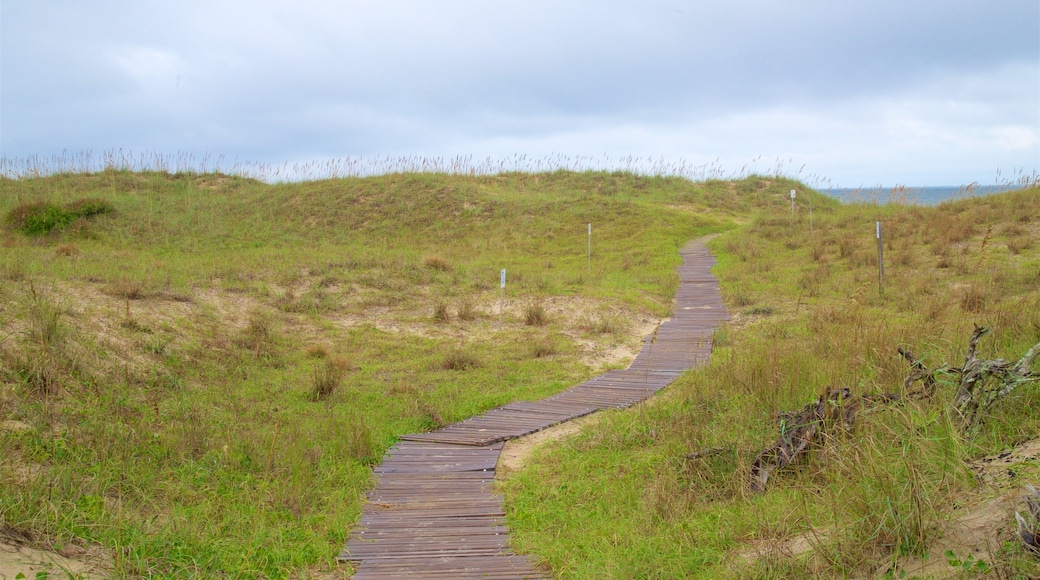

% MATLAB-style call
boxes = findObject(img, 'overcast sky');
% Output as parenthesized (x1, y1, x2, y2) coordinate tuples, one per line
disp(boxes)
(2, 1, 1038, 186)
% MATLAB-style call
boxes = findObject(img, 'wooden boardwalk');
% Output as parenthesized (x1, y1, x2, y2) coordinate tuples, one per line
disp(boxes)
(339, 239, 729, 578)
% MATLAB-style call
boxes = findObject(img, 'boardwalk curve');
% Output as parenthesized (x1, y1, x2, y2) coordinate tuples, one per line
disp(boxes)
(339, 238, 729, 578)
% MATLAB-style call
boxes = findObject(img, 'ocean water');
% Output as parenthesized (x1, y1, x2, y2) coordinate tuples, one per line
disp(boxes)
(820, 185, 1026, 205)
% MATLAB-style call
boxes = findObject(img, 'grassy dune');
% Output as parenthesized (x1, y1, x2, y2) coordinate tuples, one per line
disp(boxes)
(505, 186, 1040, 578)
(0, 170, 807, 578)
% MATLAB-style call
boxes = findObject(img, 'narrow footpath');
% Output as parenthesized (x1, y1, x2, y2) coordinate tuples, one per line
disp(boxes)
(338, 238, 730, 579)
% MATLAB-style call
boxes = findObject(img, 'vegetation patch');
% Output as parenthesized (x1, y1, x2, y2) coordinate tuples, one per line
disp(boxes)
(5, 197, 113, 235)
(504, 185, 1040, 579)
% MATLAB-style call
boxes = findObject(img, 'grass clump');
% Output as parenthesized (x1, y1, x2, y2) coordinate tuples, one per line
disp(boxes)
(311, 356, 351, 401)
(524, 302, 548, 326)
(432, 300, 451, 323)
(578, 313, 627, 337)
(456, 298, 478, 321)
(441, 346, 481, 370)
(422, 255, 451, 271)
(5, 197, 113, 235)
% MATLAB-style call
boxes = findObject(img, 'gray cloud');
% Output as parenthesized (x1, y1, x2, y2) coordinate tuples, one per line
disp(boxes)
(2, 0, 1037, 184)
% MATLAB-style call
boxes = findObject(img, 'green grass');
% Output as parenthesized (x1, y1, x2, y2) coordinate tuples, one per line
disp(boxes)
(504, 186, 1040, 578)
(0, 169, 812, 577)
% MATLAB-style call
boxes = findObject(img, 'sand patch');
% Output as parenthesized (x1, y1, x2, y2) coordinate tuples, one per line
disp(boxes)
(497, 414, 601, 476)
(0, 530, 109, 580)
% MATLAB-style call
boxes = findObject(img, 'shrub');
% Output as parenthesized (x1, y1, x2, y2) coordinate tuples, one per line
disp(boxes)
(6, 203, 74, 235)
(64, 197, 114, 217)
(5, 198, 114, 236)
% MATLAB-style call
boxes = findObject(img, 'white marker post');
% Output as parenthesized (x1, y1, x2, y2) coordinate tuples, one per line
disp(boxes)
(499, 268, 506, 330)
(587, 223, 592, 274)
(790, 189, 796, 215)
(876, 222, 884, 298)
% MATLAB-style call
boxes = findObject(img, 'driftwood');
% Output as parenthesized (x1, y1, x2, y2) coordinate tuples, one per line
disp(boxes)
(746, 326, 1040, 493)
(748, 387, 857, 493)
(1017, 484, 1040, 556)
(950, 325, 1040, 431)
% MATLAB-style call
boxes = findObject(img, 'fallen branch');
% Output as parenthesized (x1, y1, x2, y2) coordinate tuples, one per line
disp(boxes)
(1016, 484, 1040, 556)
(951, 325, 1040, 432)
(748, 387, 856, 493)
(745, 327, 1039, 492)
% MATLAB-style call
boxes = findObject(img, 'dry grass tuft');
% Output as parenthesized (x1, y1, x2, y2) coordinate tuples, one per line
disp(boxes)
(432, 300, 451, 323)
(107, 278, 148, 300)
(1007, 235, 1033, 255)
(422, 255, 451, 271)
(311, 356, 351, 401)
(837, 233, 859, 259)
(959, 285, 986, 314)
(305, 343, 329, 359)
(441, 347, 481, 370)
(236, 311, 277, 358)
(54, 244, 79, 257)
(578, 314, 627, 337)
(456, 298, 477, 321)
(529, 337, 561, 358)
(524, 302, 548, 326)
